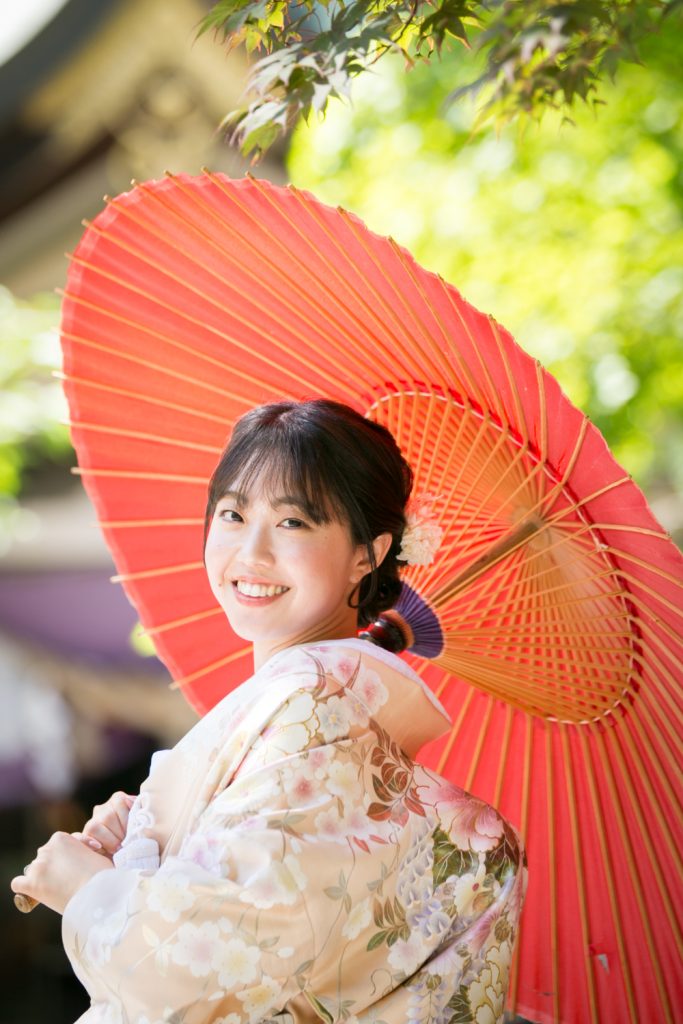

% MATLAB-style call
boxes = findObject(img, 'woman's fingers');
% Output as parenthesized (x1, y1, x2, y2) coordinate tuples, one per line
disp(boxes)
(81, 791, 136, 855)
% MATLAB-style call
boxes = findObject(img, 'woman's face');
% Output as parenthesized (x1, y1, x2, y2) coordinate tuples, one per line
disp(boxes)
(204, 474, 373, 666)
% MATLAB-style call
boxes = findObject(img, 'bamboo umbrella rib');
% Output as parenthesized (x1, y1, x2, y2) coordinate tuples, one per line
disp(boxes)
(627, 650, 683, 730)
(66, 250, 357, 400)
(559, 723, 600, 1024)
(492, 702, 514, 810)
(72, 468, 209, 485)
(269, 181, 448, 387)
(608, 718, 683, 945)
(463, 694, 495, 791)
(206, 172, 421, 374)
(110, 562, 204, 583)
(438, 284, 506, 423)
(590, 722, 675, 1022)
(59, 371, 236, 425)
(59, 289, 313, 400)
(368, 231, 476, 390)
(63, 420, 223, 455)
(59, 330, 261, 400)
(633, 693, 683, 814)
(506, 713, 532, 1013)
(623, 594, 683, 660)
(435, 653, 615, 720)
(169, 645, 253, 690)
(413, 393, 452, 495)
(107, 183, 412, 391)
(440, 622, 633, 641)
(434, 689, 476, 770)
(546, 722, 560, 1022)
(490, 318, 531, 452)
(534, 361, 549, 507)
(203, 173, 421, 386)
(577, 726, 640, 1022)
(99, 518, 203, 529)
(140, 607, 223, 636)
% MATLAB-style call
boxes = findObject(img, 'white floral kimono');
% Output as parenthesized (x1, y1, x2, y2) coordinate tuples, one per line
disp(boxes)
(62, 638, 527, 1024)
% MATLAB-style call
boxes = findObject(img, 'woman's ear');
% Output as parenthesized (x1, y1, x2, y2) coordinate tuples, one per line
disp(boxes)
(353, 532, 393, 580)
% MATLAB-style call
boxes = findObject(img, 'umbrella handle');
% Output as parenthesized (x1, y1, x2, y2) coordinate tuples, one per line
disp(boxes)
(14, 893, 38, 913)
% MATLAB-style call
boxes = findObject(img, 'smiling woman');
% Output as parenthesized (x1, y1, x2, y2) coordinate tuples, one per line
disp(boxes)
(202, 400, 410, 670)
(13, 396, 526, 1024)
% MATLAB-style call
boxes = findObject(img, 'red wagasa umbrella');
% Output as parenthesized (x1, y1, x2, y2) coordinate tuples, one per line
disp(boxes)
(54, 172, 682, 1024)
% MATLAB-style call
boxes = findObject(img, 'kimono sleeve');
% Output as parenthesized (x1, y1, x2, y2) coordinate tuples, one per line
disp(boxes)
(61, 700, 326, 1023)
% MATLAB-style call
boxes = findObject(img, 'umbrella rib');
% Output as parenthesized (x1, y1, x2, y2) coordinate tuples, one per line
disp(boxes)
(559, 723, 600, 1024)
(492, 701, 514, 809)
(207, 172, 422, 384)
(534, 361, 549, 507)
(64, 420, 222, 455)
(434, 688, 476, 772)
(109, 179, 409, 388)
(463, 695, 495, 791)
(58, 371, 236, 426)
(140, 607, 224, 636)
(591, 723, 677, 1022)
(100, 518, 202, 529)
(635, 693, 683, 814)
(546, 722, 560, 1023)
(110, 562, 204, 583)
(60, 330, 264, 399)
(73, 468, 209, 485)
(169, 646, 253, 690)
(490, 318, 530, 450)
(506, 713, 533, 1013)
(577, 726, 640, 1022)
(610, 717, 683, 942)
(64, 256, 359, 400)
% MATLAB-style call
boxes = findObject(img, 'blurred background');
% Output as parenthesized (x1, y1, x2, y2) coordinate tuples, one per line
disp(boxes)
(0, 1, 681, 1020)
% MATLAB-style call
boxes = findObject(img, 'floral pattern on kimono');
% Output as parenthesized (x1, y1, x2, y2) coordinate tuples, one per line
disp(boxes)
(62, 638, 527, 1024)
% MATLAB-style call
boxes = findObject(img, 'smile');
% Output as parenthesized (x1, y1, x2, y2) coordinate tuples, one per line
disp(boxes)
(233, 581, 289, 598)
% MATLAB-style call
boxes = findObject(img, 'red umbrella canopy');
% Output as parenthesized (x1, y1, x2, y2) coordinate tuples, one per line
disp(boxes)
(59, 172, 683, 1024)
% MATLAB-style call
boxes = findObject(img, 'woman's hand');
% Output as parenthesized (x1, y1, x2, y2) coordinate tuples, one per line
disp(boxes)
(79, 790, 136, 858)
(11, 831, 114, 915)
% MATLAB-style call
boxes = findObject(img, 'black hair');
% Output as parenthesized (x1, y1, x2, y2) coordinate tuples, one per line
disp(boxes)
(204, 399, 413, 626)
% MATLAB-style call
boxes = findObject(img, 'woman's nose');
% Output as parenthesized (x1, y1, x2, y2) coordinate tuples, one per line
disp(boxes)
(238, 523, 273, 565)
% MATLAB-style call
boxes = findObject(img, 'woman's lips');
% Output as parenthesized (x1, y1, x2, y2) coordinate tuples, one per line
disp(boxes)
(231, 581, 290, 605)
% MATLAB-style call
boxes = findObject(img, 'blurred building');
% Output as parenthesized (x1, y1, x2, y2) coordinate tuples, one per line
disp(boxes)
(0, 6, 279, 1018)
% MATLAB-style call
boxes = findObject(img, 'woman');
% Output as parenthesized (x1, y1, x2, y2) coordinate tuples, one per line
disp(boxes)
(12, 399, 526, 1024)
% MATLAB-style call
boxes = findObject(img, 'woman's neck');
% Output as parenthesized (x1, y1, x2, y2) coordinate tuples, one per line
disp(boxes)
(252, 610, 359, 671)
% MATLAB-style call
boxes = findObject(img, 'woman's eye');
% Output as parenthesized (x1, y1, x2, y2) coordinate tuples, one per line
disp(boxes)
(281, 517, 306, 529)
(218, 508, 243, 523)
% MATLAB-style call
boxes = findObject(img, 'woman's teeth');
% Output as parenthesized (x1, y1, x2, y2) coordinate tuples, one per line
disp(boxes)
(235, 581, 288, 597)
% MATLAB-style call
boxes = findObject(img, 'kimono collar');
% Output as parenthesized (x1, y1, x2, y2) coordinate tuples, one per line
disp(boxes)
(293, 637, 452, 759)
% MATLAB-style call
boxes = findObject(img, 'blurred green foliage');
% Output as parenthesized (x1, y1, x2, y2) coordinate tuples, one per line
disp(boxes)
(287, 22, 683, 534)
(202, 0, 676, 158)
(0, 287, 70, 504)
